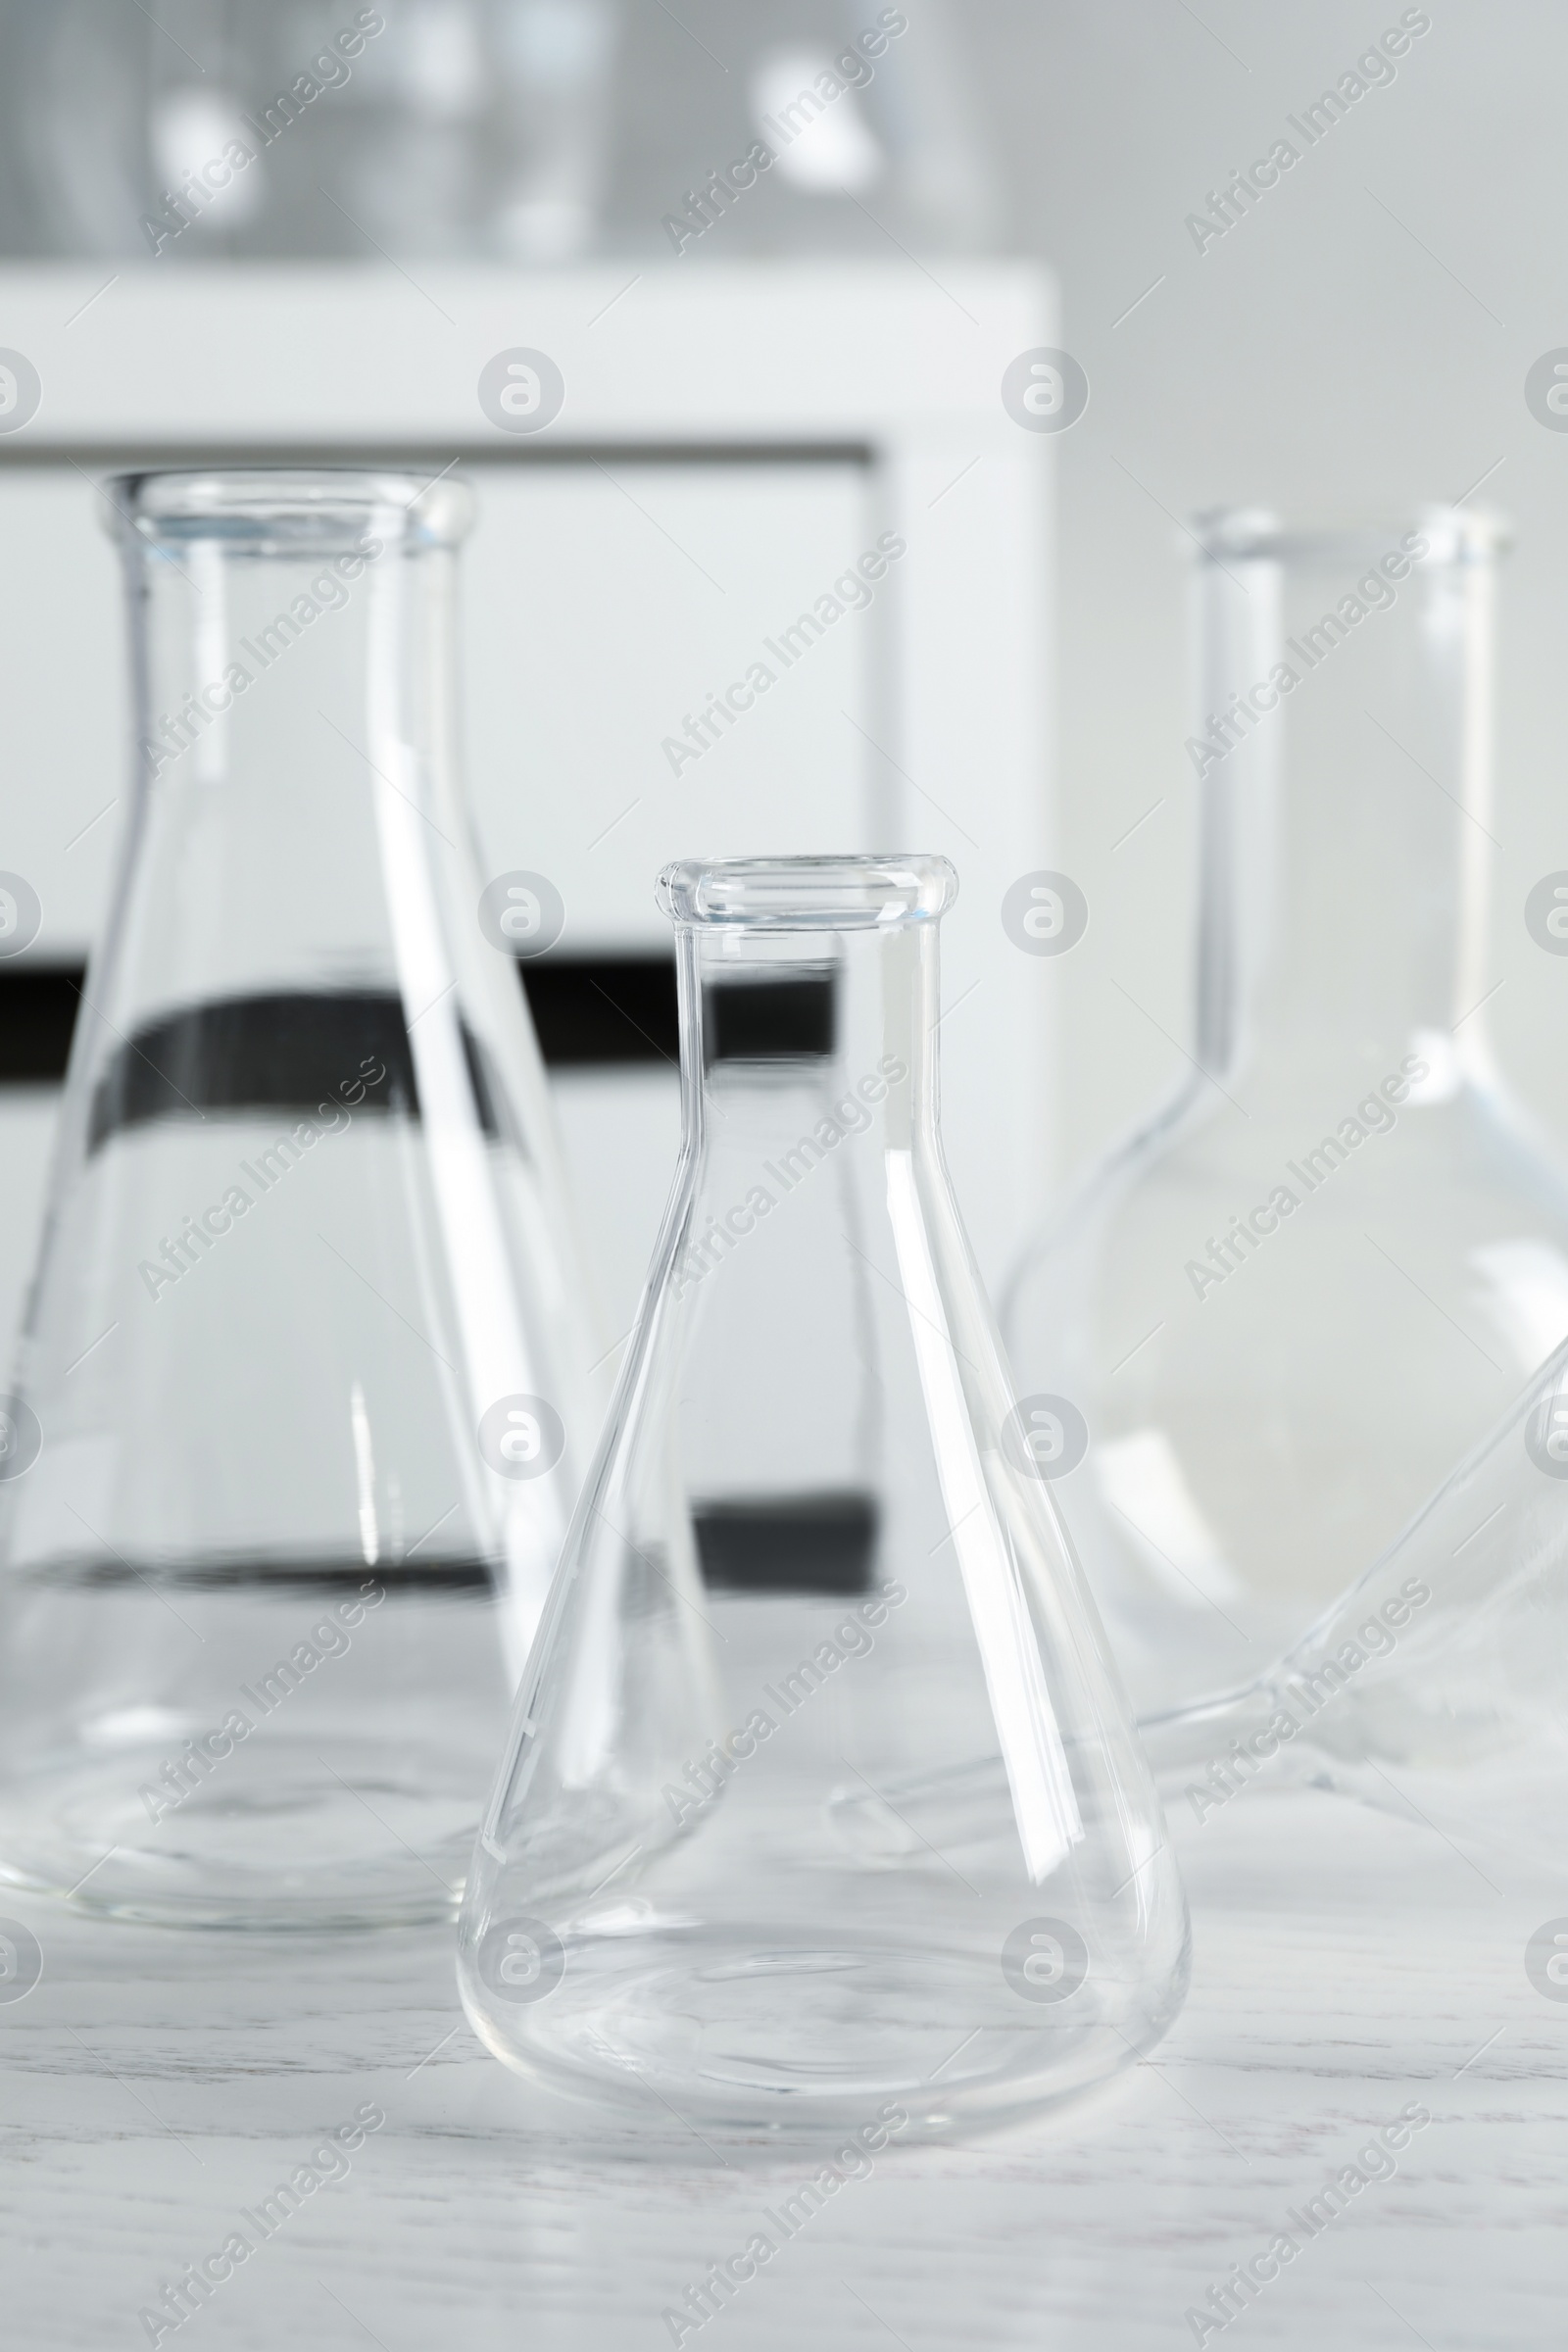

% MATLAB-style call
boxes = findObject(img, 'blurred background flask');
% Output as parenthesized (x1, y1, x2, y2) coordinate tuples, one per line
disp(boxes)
(0, 467, 603, 1927)
(1005, 506, 1568, 1720)
(0, 0, 998, 265)
(458, 856, 1187, 2138)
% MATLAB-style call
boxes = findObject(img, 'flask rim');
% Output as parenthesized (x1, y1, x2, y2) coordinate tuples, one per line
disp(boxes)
(657, 854, 958, 930)
(104, 467, 473, 554)
(1186, 502, 1510, 566)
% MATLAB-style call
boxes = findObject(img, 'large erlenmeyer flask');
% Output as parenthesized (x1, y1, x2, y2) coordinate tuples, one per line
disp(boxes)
(0, 468, 603, 1927)
(457, 856, 1188, 2137)
(1141, 1332, 1568, 1876)
(1005, 506, 1568, 1720)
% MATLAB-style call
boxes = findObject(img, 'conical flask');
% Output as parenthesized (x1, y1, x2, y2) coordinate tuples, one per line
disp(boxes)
(457, 856, 1188, 2137)
(1005, 506, 1568, 1720)
(0, 468, 604, 1928)
(1141, 1332, 1568, 1876)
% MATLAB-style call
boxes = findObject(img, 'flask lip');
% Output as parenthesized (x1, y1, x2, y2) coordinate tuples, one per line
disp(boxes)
(1187, 502, 1510, 566)
(658, 854, 958, 930)
(105, 467, 473, 555)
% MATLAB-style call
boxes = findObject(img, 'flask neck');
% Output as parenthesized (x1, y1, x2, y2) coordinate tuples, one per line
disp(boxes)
(1190, 514, 1499, 1096)
(110, 473, 470, 1015)
(675, 920, 942, 1166)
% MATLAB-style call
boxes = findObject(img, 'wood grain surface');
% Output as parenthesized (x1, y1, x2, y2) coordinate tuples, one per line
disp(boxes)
(1, 1787, 1563, 2348)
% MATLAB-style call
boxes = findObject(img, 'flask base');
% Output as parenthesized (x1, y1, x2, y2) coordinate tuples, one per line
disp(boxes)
(459, 1925, 1187, 2139)
(0, 1733, 474, 1930)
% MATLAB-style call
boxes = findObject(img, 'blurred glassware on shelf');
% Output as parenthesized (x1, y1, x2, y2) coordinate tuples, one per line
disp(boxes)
(0, 466, 605, 1927)
(0, 0, 1000, 264)
(1142, 1332, 1568, 1879)
(458, 854, 1188, 2140)
(1004, 506, 1568, 1723)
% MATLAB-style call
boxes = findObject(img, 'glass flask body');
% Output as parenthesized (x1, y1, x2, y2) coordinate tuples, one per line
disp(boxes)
(458, 857, 1188, 2139)
(1141, 1334, 1568, 1877)
(0, 469, 603, 1927)
(1005, 508, 1568, 1720)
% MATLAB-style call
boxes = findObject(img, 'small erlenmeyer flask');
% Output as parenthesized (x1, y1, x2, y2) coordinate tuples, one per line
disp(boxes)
(458, 856, 1188, 2137)
(1005, 506, 1568, 1720)
(1141, 1333, 1568, 1875)
(0, 469, 603, 1927)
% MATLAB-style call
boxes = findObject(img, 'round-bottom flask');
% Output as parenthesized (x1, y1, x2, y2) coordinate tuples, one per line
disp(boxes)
(1005, 508, 1568, 1721)
(458, 856, 1189, 2137)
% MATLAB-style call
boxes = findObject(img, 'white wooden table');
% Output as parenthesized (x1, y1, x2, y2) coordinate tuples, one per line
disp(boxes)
(1, 1788, 1562, 2349)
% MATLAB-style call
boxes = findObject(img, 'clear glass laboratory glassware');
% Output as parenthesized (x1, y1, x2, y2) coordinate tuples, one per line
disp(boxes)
(457, 855, 1189, 2139)
(1004, 506, 1568, 1722)
(0, 0, 1000, 266)
(1141, 1332, 1568, 1877)
(0, 468, 604, 1929)
(0, 0, 623, 263)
